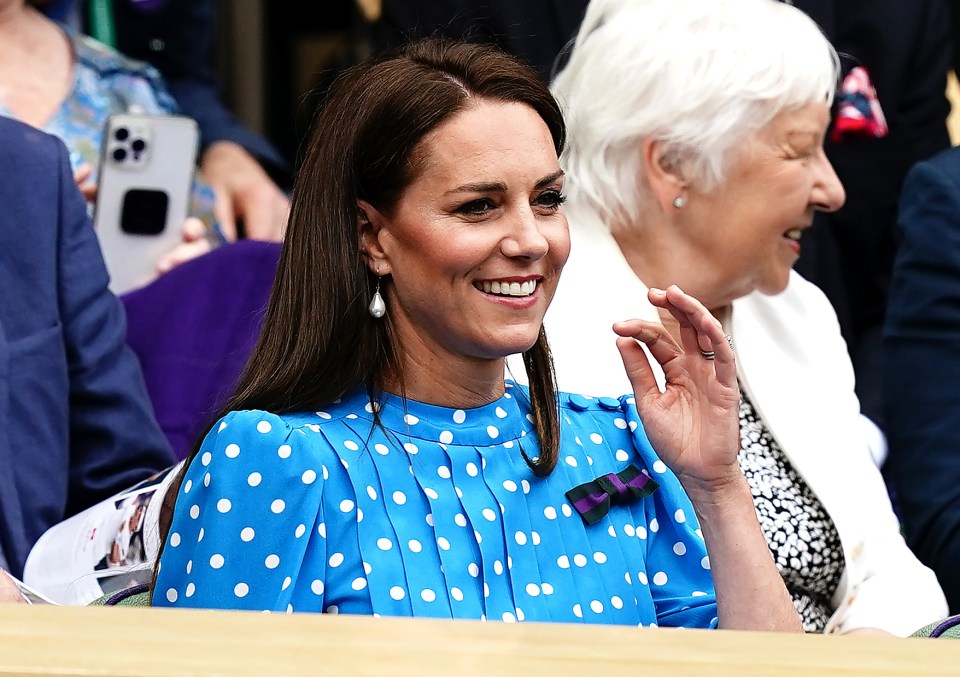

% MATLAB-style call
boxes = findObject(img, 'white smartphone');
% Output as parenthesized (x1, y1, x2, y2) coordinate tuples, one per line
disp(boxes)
(93, 113, 200, 294)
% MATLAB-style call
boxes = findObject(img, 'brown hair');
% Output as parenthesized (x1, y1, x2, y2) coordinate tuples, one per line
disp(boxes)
(157, 39, 566, 558)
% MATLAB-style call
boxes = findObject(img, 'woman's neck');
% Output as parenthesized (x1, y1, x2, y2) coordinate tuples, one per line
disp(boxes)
(0, 4, 74, 129)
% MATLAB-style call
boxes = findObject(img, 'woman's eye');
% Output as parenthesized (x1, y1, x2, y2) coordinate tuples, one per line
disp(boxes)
(455, 198, 496, 216)
(535, 189, 566, 211)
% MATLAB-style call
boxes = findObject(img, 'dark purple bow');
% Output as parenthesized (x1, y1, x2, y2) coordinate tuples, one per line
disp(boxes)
(565, 464, 659, 526)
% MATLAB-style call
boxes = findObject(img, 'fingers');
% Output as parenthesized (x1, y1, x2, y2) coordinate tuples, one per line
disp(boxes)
(616, 333, 662, 400)
(73, 164, 93, 186)
(236, 188, 288, 242)
(181, 217, 207, 242)
(212, 186, 238, 241)
(156, 237, 213, 275)
(653, 285, 736, 387)
(613, 318, 681, 369)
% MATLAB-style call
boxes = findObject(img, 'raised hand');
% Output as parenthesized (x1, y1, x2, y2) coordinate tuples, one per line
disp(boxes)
(613, 285, 740, 488)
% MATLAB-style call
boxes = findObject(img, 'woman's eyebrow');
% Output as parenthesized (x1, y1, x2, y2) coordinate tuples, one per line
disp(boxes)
(535, 169, 565, 189)
(445, 181, 508, 195)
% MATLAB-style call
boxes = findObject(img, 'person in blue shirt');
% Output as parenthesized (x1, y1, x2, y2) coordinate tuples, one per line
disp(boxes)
(153, 39, 800, 631)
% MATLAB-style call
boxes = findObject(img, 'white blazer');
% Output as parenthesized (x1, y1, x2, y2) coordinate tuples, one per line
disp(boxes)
(508, 206, 947, 635)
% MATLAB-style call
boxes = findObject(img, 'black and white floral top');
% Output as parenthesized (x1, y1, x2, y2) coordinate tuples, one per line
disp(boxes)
(738, 389, 845, 633)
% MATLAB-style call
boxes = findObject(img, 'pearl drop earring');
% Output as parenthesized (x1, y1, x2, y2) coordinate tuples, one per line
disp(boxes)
(369, 276, 386, 318)
(673, 196, 686, 209)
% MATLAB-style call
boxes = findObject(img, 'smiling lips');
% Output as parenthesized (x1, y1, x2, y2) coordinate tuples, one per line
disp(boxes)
(476, 279, 539, 297)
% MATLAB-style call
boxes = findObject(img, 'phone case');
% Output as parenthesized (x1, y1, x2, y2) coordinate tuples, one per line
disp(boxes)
(93, 114, 200, 294)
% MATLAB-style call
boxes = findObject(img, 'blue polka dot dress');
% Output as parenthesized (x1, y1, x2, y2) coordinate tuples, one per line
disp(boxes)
(153, 382, 719, 627)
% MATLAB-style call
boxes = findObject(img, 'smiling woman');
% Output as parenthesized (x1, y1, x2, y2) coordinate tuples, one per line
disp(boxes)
(149, 38, 801, 633)
(519, 0, 948, 636)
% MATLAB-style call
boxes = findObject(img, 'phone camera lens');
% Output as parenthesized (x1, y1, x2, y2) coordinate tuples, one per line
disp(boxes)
(113, 147, 128, 162)
(131, 138, 147, 153)
(114, 127, 130, 141)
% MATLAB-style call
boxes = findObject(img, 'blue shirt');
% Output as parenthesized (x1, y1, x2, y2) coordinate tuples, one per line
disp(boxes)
(154, 382, 718, 627)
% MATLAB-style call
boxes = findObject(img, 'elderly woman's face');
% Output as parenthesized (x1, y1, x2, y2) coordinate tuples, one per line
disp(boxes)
(683, 102, 844, 302)
(365, 100, 569, 368)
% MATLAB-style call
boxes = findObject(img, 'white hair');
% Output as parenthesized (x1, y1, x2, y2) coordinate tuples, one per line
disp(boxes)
(552, 0, 840, 229)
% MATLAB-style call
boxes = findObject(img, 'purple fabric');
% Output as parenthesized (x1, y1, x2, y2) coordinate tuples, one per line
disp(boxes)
(570, 471, 654, 516)
(121, 240, 281, 459)
(930, 614, 960, 638)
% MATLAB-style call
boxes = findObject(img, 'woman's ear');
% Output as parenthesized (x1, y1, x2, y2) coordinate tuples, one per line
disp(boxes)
(642, 138, 689, 212)
(357, 199, 392, 275)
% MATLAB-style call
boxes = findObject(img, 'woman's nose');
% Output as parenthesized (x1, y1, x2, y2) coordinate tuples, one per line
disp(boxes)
(501, 208, 550, 260)
(813, 154, 846, 213)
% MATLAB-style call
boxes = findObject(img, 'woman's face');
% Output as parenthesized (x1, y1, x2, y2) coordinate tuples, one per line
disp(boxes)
(364, 100, 569, 375)
(681, 102, 845, 304)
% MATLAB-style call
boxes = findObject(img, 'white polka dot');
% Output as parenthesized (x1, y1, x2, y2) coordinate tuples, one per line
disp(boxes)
(638, 572, 648, 585)
(615, 449, 629, 462)
(210, 554, 224, 569)
(225, 443, 241, 458)
(674, 509, 686, 524)
(456, 488, 464, 499)
(277, 445, 292, 459)
(486, 425, 499, 439)
(203, 473, 211, 487)
(608, 525, 617, 538)
(590, 600, 603, 614)
(316, 411, 332, 420)
(557, 555, 570, 569)
(402, 442, 418, 455)
(451, 587, 464, 601)
(364, 561, 372, 574)
(438, 537, 451, 551)
(377, 538, 393, 551)
(467, 563, 479, 577)
(198, 528, 204, 542)
(636, 526, 647, 540)
(453, 410, 466, 424)
(170, 533, 181, 547)
(246, 472, 262, 487)
(165, 588, 178, 603)
(521, 480, 531, 494)
(183, 480, 192, 494)
(311, 579, 324, 595)
(404, 414, 420, 425)
(503, 480, 518, 492)
(543, 506, 557, 520)
(408, 539, 422, 553)
(265, 554, 280, 569)
(515, 532, 528, 546)
(340, 499, 355, 513)
(573, 554, 587, 567)
(466, 462, 479, 477)
(298, 469, 316, 485)
(437, 466, 451, 479)
(575, 436, 583, 446)
(439, 431, 454, 444)
(565, 456, 578, 467)
(611, 596, 624, 609)
(339, 440, 357, 452)
(483, 583, 490, 598)
(516, 608, 525, 622)
(573, 604, 583, 618)
(282, 577, 292, 591)
(322, 465, 329, 480)
(590, 433, 603, 445)
(614, 418, 628, 430)
(232, 582, 249, 598)
(673, 542, 687, 556)
(502, 611, 516, 622)
(218, 421, 228, 432)
(628, 421, 638, 431)
(201, 452, 212, 466)
(624, 524, 635, 537)
(650, 518, 659, 533)
(393, 491, 407, 505)
(504, 440, 515, 449)
(531, 531, 541, 545)
(701, 556, 711, 570)
(185, 583, 195, 598)
(482, 508, 497, 521)
(329, 553, 344, 568)
(495, 407, 508, 419)
(352, 578, 367, 591)
(692, 591, 708, 597)
(239, 527, 255, 543)
(425, 514, 434, 527)
(217, 498, 231, 513)
(653, 460, 667, 474)
(653, 571, 668, 586)
(561, 504, 572, 517)
(424, 488, 439, 500)
(295, 524, 306, 538)
(317, 523, 327, 538)
(421, 589, 436, 602)
(454, 513, 467, 527)
(374, 443, 389, 456)
(474, 530, 483, 544)
(189, 504, 200, 519)
(594, 552, 607, 564)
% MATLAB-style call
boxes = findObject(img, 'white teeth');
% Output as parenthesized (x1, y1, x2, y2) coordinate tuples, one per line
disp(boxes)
(784, 228, 802, 241)
(479, 280, 538, 297)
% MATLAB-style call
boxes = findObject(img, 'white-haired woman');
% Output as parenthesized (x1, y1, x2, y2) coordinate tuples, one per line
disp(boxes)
(512, 0, 948, 635)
